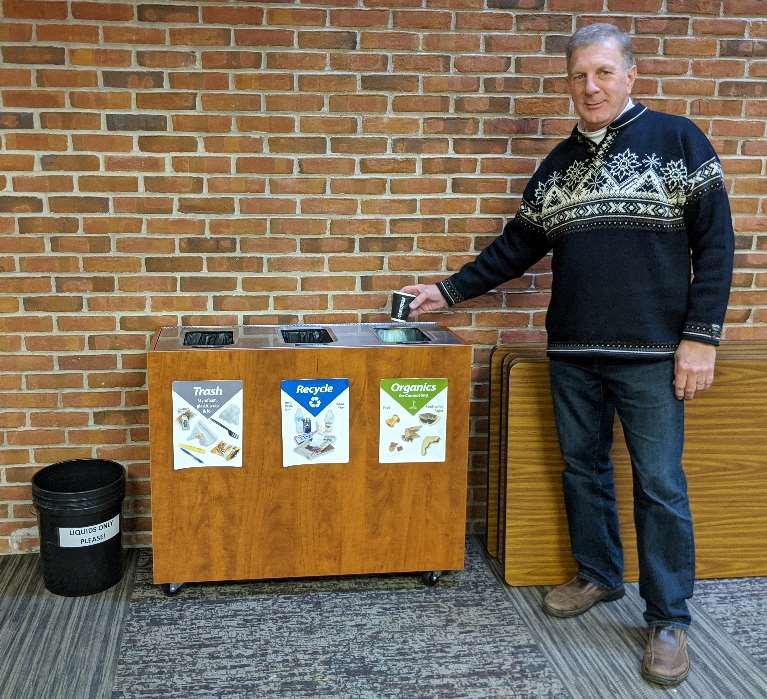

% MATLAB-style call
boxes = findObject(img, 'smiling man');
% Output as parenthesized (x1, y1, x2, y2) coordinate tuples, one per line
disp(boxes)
(401, 24, 734, 686)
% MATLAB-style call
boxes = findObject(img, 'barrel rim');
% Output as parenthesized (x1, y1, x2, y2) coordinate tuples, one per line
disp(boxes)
(32, 458, 125, 499)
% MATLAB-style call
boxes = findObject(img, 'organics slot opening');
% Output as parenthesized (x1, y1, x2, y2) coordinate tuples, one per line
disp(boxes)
(374, 327, 431, 344)
(281, 328, 334, 344)
(183, 331, 234, 347)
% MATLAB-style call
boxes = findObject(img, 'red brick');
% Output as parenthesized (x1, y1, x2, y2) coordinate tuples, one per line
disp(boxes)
(273, 294, 328, 311)
(330, 178, 386, 195)
(206, 257, 264, 273)
(237, 116, 294, 133)
(0, 68, 30, 87)
(299, 31, 357, 50)
(115, 238, 174, 254)
(201, 94, 262, 112)
(70, 48, 132, 67)
(664, 38, 718, 57)
(4, 90, 64, 108)
(169, 28, 231, 47)
(208, 219, 266, 237)
(265, 95, 324, 113)
(143, 176, 201, 194)
(169, 72, 228, 90)
(40, 154, 98, 171)
(177, 198, 233, 214)
(663, 79, 716, 96)
(719, 81, 767, 98)
(105, 156, 165, 173)
(13, 175, 72, 192)
(0, 236, 43, 253)
(204, 136, 263, 154)
(393, 10, 451, 30)
(269, 137, 327, 154)
(332, 219, 386, 236)
(26, 335, 85, 352)
(234, 74, 292, 92)
(202, 6, 264, 25)
(301, 199, 357, 215)
(49, 196, 109, 214)
(329, 95, 388, 113)
(723, 0, 767, 15)
(138, 136, 197, 153)
(103, 26, 165, 44)
(70, 91, 132, 110)
(392, 95, 450, 113)
(299, 75, 357, 93)
(137, 50, 196, 69)
(138, 3, 198, 22)
(113, 197, 173, 214)
(172, 115, 232, 133)
(267, 8, 326, 26)
(692, 60, 745, 78)
(0, 24, 33, 41)
(36, 69, 97, 88)
(234, 29, 294, 47)
(0, 155, 34, 171)
(240, 198, 298, 215)
(71, 134, 133, 153)
(0, 196, 42, 213)
(3, 0, 67, 19)
(0, 393, 56, 408)
(331, 53, 387, 72)
(236, 157, 294, 174)
(202, 51, 262, 70)
(454, 138, 508, 155)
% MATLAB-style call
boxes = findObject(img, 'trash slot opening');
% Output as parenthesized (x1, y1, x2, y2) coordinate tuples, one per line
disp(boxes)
(281, 328, 334, 344)
(183, 331, 234, 347)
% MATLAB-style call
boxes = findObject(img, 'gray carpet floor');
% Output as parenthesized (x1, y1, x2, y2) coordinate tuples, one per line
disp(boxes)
(112, 540, 567, 698)
(1, 540, 766, 698)
(0, 551, 137, 699)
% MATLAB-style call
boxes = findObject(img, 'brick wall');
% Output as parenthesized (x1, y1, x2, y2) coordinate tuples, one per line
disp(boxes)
(1, 0, 765, 554)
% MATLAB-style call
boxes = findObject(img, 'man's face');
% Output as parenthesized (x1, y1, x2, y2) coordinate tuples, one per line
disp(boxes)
(567, 39, 637, 132)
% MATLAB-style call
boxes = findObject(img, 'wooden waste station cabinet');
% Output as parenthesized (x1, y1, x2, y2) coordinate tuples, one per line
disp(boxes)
(148, 323, 472, 590)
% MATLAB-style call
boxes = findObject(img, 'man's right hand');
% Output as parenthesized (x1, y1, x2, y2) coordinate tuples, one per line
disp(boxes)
(400, 284, 448, 320)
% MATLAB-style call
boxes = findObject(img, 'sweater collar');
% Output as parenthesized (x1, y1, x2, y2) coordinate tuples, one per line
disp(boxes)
(571, 101, 646, 143)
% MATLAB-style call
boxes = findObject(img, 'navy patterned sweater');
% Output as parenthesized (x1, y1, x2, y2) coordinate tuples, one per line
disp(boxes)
(437, 103, 735, 358)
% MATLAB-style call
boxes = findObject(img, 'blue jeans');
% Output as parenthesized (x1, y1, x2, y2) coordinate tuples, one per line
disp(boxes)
(549, 356, 694, 629)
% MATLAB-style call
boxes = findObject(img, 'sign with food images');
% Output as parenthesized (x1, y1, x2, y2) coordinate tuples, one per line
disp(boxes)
(172, 380, 243, 469)
(379, 378, 447, 463)
(281, 378, 349, 467)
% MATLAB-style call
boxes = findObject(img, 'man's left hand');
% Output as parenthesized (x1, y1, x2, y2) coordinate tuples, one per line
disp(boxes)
(674, 340, 717, 400)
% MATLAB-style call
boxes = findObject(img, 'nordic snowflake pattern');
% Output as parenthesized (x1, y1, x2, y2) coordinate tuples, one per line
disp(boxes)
(519, 146, 723, 240)
(607, 149, 641, 180)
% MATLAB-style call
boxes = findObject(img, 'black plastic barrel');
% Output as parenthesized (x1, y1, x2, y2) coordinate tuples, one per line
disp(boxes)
(32, 459, 126, 596)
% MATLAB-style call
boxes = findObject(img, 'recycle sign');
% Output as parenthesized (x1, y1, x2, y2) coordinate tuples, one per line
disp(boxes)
(280, 378, 349, 417)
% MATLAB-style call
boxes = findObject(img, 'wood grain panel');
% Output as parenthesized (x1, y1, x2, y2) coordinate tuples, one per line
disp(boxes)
(484, 347, 512, 558)
(496, 343, 767, 586)
(148, 342, 472, 584)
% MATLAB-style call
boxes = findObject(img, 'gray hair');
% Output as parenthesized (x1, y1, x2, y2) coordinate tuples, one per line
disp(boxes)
(566, 23, 635, 71)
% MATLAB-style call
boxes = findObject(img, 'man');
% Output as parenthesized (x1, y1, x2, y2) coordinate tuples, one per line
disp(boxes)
(402, 24, 734, 687)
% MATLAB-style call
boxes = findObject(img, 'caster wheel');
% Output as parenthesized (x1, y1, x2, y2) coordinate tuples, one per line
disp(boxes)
(421, 571, 442, 586)
(161, 582, 184, 596)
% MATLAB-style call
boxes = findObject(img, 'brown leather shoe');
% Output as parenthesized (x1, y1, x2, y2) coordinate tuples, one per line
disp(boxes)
(542, 575, 625, 618)
(641, 626, 689, 686)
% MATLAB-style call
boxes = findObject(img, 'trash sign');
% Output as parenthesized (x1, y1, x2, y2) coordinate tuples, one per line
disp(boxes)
(379, 379, 448, 463)
(281, 378, 349, 467)
(172, 380, 243, 469)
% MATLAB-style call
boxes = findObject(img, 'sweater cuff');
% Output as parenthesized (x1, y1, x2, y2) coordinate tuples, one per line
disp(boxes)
(681, 321, 722, 346)
(436, 278, 464, 307)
